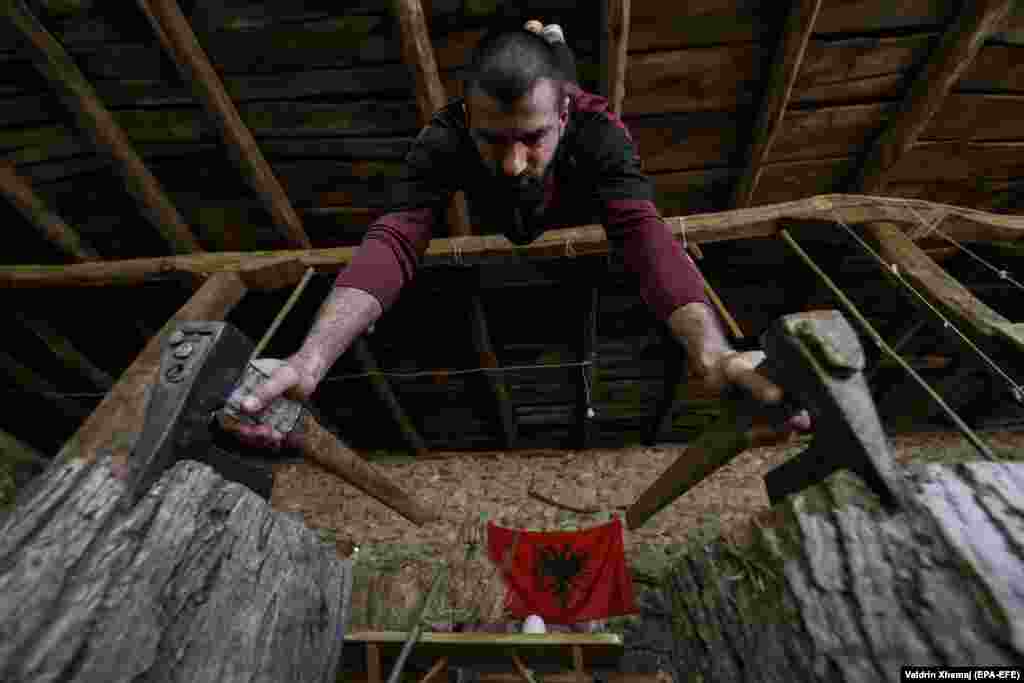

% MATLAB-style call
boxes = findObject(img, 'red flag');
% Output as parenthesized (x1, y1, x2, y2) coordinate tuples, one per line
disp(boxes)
(486, 517, 637, 623)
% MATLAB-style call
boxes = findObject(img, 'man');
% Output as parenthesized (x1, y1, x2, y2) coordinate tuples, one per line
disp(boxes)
(233, 22, 809, 449)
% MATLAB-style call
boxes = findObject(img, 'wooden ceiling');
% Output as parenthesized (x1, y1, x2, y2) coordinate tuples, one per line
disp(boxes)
(1, 0, 1023, 463)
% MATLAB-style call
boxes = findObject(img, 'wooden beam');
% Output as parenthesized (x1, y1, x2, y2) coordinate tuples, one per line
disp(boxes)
(349, 337, 429, 458)
(853, 0, 1015, 193)
(136, 0, 312, 249)
(731, 0, 822, 208)
(645, 330, 685, 446)
(2, 196, 1023, 288)
(61, 272, 247, 472)
(0, 426, 49, 469)
(860, 221, 1024, 360)
(1, 1, 202, 255)
(575, 266, 600, 450)
(0, 161, 100, 262)
(14, 312, 114, 391)
(393, 0, 517, 448)
(604, 0, 631, 116)
(0, 349, 91, 421)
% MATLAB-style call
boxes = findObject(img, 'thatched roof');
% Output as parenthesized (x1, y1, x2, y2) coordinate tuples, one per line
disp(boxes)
(1, 0, 1023, 461)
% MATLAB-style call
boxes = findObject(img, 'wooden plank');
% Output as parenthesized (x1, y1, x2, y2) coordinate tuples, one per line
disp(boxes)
(0, 161, 100, 262)
(14, 311, 114, 391)
(923, 93, 1024, 140)
(958, 43, 1024, 92)
(62, 272, 247, 472)
(732, 0, 823, 208)
(3, 196, 1024, 288)
(137, 0, 312, 249)
(1, 0, 203, 255)
(853, 0, 1016, 192)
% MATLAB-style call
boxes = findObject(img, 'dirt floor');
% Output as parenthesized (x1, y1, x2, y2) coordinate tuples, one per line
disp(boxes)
(270, 428, 1024, 630)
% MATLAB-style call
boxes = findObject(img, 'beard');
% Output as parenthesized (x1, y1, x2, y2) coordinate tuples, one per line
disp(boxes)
(494, 169, 549, 245)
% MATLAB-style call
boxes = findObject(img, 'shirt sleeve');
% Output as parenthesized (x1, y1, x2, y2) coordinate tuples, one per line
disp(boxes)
(333, 118, 463, 311)
(580, 116, 710, 321)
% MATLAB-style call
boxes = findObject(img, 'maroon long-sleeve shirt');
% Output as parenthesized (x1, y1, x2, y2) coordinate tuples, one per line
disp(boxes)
(335, 88, 709, 321)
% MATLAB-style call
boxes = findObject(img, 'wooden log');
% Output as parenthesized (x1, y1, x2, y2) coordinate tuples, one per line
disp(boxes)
(0, 457, 353, 682)
(0, 161, 100, 261)
(651, 460, 1024, 678)
(2, 196, 1024, 289)
(731, 0, 822, 208)
(1, 0, 204, 254)
(137, 0, 312, 249)
(393, 0, 516, 449)
(853, 0, 1016, 193)
(14, 311, 114, 391)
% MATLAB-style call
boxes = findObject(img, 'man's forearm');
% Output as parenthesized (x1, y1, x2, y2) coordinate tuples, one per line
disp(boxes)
(667, 302, 734, 377)
(289, 287, 383, 384)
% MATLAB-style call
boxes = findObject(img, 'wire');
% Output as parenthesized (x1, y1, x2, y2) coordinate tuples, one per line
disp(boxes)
(829, 208, 1024, 405)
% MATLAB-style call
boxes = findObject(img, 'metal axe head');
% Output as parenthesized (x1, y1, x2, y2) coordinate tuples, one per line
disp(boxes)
(760, 310, 907, 510)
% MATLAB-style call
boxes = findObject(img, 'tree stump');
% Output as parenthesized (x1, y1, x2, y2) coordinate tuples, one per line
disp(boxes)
(620, 459, 1024, 681)
(0, 455, 353, 683)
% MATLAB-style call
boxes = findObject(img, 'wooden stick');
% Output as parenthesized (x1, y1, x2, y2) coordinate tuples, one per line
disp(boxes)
(14, 311, 114, 391)
(731, 0, 822, 208)
(419, 657, 448, 683)
(2, 196, 1022, 289)
(0, 161, 100, 262)
(1, 0, 203, 255)
(394, 0, 516, 449)
(605, 0, 631, 117)
(0, 349, 91, 421)
(137, 0, 312, 249)
(575, 264, 600, 450)
(249, 266, 315, 362)
(350, 338, 429, 458)
(854, 0, 1015, 193)
(0, 427, 50, 468)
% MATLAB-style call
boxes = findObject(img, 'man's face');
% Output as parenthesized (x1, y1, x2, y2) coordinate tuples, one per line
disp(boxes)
(466, 78, 569, 183)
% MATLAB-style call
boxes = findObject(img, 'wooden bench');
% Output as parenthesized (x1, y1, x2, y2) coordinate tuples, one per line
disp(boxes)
(343, 631, 630, 683)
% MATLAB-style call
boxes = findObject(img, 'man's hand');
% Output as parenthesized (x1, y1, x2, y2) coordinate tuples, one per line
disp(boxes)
(220, 357, 319, 450)
(701, 349, 813, 442)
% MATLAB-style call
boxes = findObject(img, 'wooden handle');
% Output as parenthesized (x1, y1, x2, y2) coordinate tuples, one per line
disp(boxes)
(294, 412, 439, 526)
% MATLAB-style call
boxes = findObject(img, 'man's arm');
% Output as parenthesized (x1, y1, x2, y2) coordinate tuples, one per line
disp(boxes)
(289, 286, 383, 385)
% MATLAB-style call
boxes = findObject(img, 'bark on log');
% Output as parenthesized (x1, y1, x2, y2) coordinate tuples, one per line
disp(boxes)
(621, 462, 1024, 680)
(0, 457, 353, 683)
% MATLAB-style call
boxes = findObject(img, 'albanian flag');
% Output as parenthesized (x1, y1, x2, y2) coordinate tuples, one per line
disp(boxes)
(486, 517, 637, 623)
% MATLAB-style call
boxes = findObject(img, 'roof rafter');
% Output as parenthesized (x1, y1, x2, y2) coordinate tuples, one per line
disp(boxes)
(1, 0, 203, 254)
(14, 311, 114, 391)
(136, 0, 312, 249)
(731, 0, 822, 208)
(0, 161, 100, 262)
(394, 0, 518, 448)
(853, 0, 1015, 193)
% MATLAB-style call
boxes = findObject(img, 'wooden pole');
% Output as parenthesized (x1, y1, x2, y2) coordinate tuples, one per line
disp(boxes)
(853, 0, 1015, 193)
(60, 272, 248, 472)
(1, 0, 204, 254)
(575, 263, 600, 449)
(136, 0, 313, 249)
(393, 0, 517, 448)
(350, 337, 429, 458)
(731, 0, 822, 208)
(14, 312, 114, 391)
(605, 0, 630, 117)
(1, 196, 1022, 289)
(0, 427, 50, 468)
(0, 161, 100, 262)
(0, 349, 92, 421)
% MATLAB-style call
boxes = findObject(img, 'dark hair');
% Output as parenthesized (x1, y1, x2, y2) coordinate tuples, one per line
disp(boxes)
(463, 28, 568, 110)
